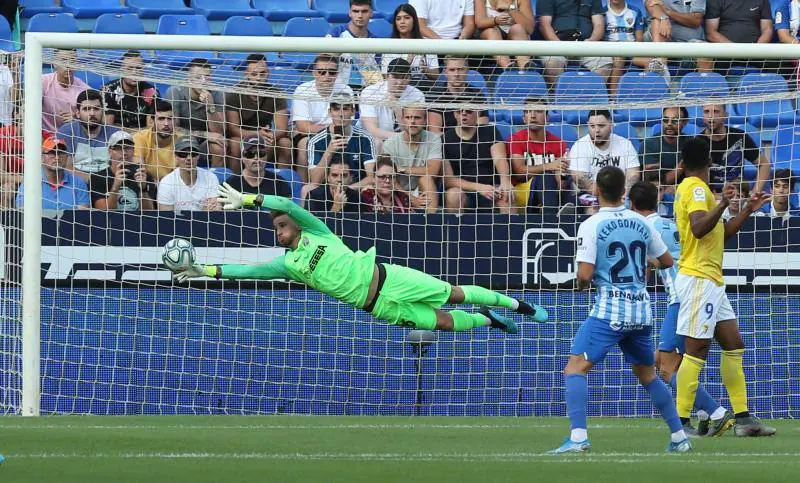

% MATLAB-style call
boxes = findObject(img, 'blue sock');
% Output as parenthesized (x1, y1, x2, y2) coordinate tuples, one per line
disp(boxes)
(566, 374, 588, 431)
(670, 373, 721, 415)
(645, 378, 682, 433)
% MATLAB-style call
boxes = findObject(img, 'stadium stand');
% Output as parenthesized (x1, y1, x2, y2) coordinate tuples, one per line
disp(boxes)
(551, 71, 610, 125)
(19, 0, 64, 19)
(127, 0, 194, 19)
(732, 72, 796, 129)
(155, 14, 217, 66)
(368, 18, 392, 38)
(282, 16, 330, 69)
(92, 13, 146, 34)
(219, 16, 278, 64)
(62, 0, 129, 19)
(312, 0, 351, 24)
(771, 125, 800, 175)
(373, 0, 405, 19)
(27, 12, 79, 33)
(190, 0, 260, 21)
(253, 0, 322, 22)
(677, 71, 731, 125)
(614, 71, 671, 126)
(491, 70, 547, 124)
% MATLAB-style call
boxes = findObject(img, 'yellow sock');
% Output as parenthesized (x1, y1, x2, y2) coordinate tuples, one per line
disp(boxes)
(676, 354, 705, 418)
(721, 349, 749, 415)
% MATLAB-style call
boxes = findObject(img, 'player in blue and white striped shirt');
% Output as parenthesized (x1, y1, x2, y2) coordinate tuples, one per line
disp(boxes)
(550, 166, 690, 454)
(629, 181, 733, 438)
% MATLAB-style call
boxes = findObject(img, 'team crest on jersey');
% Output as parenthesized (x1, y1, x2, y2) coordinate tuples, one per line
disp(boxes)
(626, 15, 634, 26)
(303, 237, 310, 246)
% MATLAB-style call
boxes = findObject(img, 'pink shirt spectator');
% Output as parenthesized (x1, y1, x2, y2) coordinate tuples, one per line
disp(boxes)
(41, 72, 89, 134)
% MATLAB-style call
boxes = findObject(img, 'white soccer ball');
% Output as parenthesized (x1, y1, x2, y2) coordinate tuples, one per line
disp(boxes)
(162, 238, 196, 272)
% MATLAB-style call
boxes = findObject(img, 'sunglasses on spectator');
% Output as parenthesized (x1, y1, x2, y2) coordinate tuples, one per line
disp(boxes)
(315, 69, 338, 76)
(662, 118, 681, 125)
(175, 151, 198, 158)
(376, 174, 394, 181)
(243, 150, 265, 159)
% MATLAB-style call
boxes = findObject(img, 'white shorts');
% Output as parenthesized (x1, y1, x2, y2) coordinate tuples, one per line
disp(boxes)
(674, 273, 736, 340)
(538, 56, 613, 73)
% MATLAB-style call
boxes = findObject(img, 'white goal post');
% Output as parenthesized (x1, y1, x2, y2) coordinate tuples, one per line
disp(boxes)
(19, 32, 800, 417)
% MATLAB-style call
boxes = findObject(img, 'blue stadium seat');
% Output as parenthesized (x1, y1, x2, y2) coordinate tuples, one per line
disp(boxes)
(27, 12, 79, 33)
(493, 122, 514, 142)
(191, 0, 259, 21)
(219, 16, 276, 64)
(612, 121, 642, 152)
(283, 17, 331, 69)
(552, 71, 609, 125)
(93, 13, 145, 34)
(436, 70, 489, 98)
(492, 70, 547, 124)
(253, 0, 323, 21)
(155, 15, 217, 67)
(312, 0, 351, 23)
(0, 15, 13, 51)
(127, 0, 194, 19)
(73, 70, 110, 90)
(272, 67, 307, 95)
(650, 122, 702, 137)
(729, 122, 762, 147)
(732, 73, 796, 129)
(678, 72, 729, 123)
(19, 0, 64, 19)
(62, 0, 129, 19)
(545, 123, 579, 147)
(771, 125, 800, 175)
(368, 19, 393, 38)
(374, 0, 405, 19)
(210, 63, 242, 87)
(614, 71, 670, 126)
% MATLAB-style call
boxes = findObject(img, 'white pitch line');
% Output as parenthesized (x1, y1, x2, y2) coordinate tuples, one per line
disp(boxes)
(0, 423, 661, 431)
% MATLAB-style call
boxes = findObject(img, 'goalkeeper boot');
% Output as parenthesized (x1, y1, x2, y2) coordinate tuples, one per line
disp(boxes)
(706, 410, 735, 437)
(734, 415, 777, 437)
(548, 437, 591, 454)
(515, 299, 549, 322)
(480, 307, 518, 334)
(666, 438, 692, 453)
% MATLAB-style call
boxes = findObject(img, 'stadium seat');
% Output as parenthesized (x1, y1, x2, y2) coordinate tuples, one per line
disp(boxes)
(614, 71, 670, 126)
(253, 0, 323, 22)
(374, 0, 405, 19)
(492, 70, 547, 124)
(368, 19, 393, 38)
(219, 16, 277, 64)
(210, 63, 241, 87)
(73, 70, 110, 90)
(613, 122, 642, 152)
(27, 12, 79, 33)
(19, 0, 64, 19)
(0, 15, 13, 51)
(552, 71, 609, 125)
(492, 122, 514, 142)
(545, 123, 579, 147)
(312, 0, 351, 24)
(272, 67, 308, 95)
(282, 17, 331, 69)
(771, 125, 800, 175)
(677, 72, 730, 124)
(61, 0, 129, 19)
(191, 0, 259, 21)
(93, 13, 145, 34)
(435, 70, 490, 98)
(155, 15, 218, 67)
(732, 73, 795, 129)
(127, 0, 194, 19)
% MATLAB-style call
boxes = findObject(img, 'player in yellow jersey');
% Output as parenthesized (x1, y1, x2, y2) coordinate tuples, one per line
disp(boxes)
(673, 138, 775, 437)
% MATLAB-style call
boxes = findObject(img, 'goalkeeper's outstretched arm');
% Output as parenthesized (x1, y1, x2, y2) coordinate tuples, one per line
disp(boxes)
(173, 256, 293, 283)
(218, 184, 332, 236)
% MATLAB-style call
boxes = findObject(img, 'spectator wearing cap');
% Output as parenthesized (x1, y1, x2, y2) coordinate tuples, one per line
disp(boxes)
(57, 89, 120, 181)
(16, 137, 90, 209)
(428, 56, 489, 132)
(157, 137, 221, 211)
(225, 54, 291, 172)
(410, 0, 476, 40)
(306, 94, 375, 190)
(41, 49, 90, 134)
(165, 58, 226, 169)
(443, 99, 515, 213)
(382, 106, 442, 213)
(359, 58, 426, 150)
(536, 0, 613, 89)
(224, 135, 293, 200)
(133, 99, 183, 181)
(102, 50, 159, 131)
(361, 154, 413, 213)
(325, 0, 382, 87)
(292, 54, 355, 181)
(89, 131, 156, 210)
(306, 158, 362, 214)
(474, 0, 536, 70)
(756, 168, 800, 218)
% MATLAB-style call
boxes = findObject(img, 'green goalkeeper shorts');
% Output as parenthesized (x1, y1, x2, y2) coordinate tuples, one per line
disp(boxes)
(368, 263, 452, 330)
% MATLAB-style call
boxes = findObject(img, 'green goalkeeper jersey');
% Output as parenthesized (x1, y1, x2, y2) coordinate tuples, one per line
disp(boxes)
(218, 195, 377, 309)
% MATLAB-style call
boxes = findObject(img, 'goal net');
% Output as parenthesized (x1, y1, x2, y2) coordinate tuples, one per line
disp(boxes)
(8, 34, 800, 417)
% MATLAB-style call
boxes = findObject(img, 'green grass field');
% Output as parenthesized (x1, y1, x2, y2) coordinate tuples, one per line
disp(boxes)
(0, 416, 798, 483)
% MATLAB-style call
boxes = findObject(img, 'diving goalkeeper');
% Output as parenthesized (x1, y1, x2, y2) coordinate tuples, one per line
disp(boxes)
(171, 183, 549, 333)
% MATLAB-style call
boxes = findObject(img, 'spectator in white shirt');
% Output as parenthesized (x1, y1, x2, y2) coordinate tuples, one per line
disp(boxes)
(474, 0, 536, 70)
(292, 54, 355, 181)
(0, 56, 15, 126)
(360, 58, 425, 151)
(157, 136, 221, 212)
(569, 109, 640, 196)
(410, 0, 476, 39)
(382, 3, 440, 93)
(326, 0, 382, 86)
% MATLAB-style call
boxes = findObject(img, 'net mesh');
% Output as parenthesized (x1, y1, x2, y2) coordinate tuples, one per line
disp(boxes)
(6, 42, 800, 416)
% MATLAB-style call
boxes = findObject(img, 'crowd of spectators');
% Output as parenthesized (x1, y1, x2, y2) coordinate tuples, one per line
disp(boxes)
(0, 0, 799, 219)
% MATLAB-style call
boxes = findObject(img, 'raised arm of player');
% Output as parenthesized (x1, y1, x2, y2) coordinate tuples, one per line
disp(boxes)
(173, 255, 293, 283)
(217, 183, 333, 236)
(688, 186, 730, 240)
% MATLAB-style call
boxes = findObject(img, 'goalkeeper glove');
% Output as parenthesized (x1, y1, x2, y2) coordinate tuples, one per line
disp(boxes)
(217, 182, 258, 210)
(173, 264, 217, 283)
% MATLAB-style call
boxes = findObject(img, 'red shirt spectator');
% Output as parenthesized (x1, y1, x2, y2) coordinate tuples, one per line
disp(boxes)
(507, 130, 568, 177)
(0, 124, 50, 173)
(361, 187, 411, 213)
